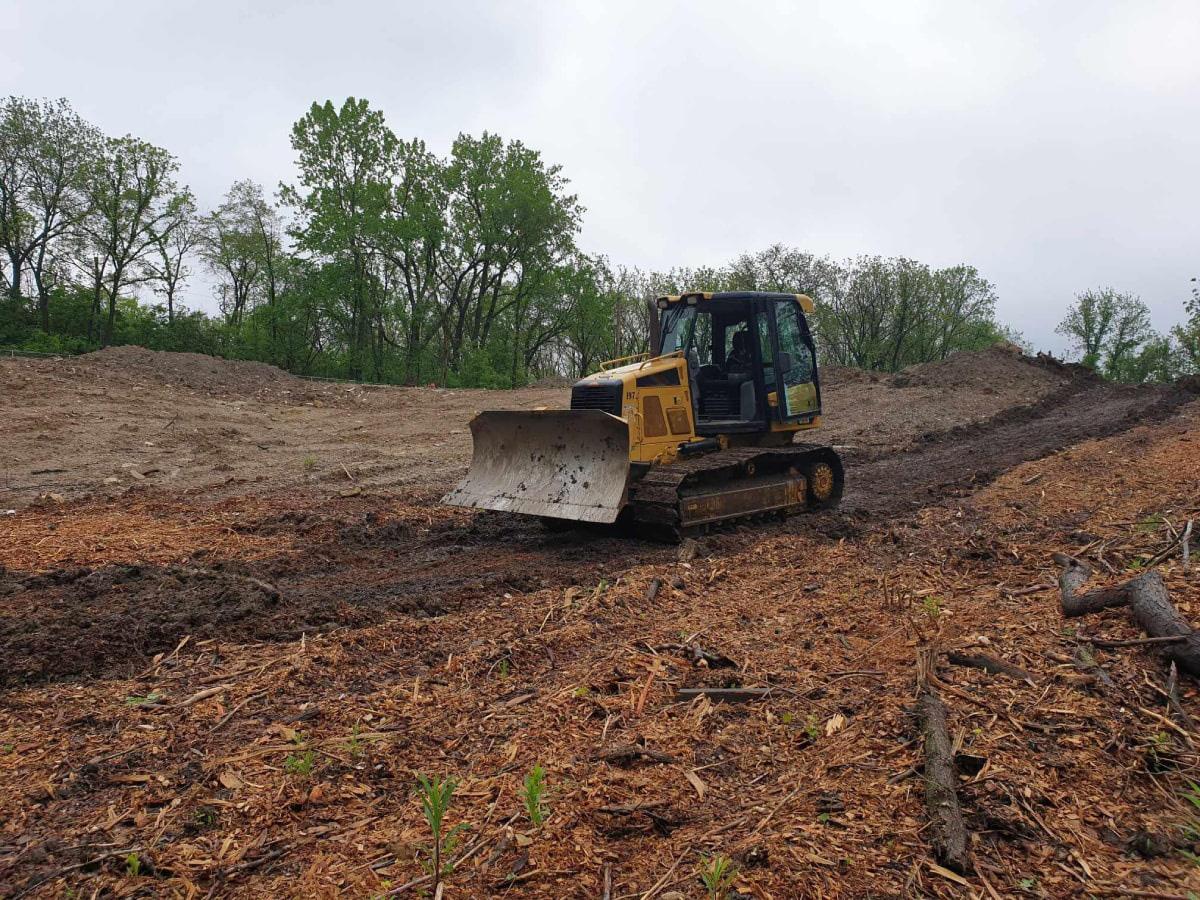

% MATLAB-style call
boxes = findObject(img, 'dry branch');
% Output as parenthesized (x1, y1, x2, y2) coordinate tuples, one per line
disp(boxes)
(676, 687, 772, 703)
(594, 744, 678, 765)
(946, 651, 1034, 682)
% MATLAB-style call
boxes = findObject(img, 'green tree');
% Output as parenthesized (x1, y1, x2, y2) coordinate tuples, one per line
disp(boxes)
(146, 194, 199, 325)
(1056, 288, 1163, 381)
(202, 180, 284, 331)
(1172, 279, 1199, 374)
(0, 97, 100, 328)
(81, 135, 191, 346)
(282, 98, 397, 379)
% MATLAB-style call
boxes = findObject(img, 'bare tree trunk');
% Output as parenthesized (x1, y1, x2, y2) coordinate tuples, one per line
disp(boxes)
(86, 257, 102, 343)
(7, 256, 20, 300)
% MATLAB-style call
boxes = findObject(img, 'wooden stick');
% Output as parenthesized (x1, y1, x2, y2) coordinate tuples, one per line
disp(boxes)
(1082, 634, 1187, 649)
(601, 863, 612, 900)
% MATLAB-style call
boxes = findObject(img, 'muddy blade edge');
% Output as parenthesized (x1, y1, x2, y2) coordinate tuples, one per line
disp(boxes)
(442, 409, 631, 524)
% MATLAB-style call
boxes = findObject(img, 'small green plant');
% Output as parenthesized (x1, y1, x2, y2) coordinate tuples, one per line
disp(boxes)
(922, 594, 942, 619)
(572, 685, 590, 698)
(125, 852, 142, 877)
(284, 750, 316, 777)
(1135, 515, 1163, 533)
(194, 806, 219, 830)
(1, 743, 14, 754)
(804, 714, 821, 742)
(1126, 557, 1147, 572)
(414, 773, 468, 888)
(301, 455, 318, 470)
(346, 723, 365, 758)
(124, 691, 161, 707)
(497, 658, 510, 679)
(817, 812, 831, 824)
(1179, 781, 1200, 864)
(521, 764, 548, 826)
(698, 853, 737, 899)
(780, 711, 795, 726)
(1016, 876, 1037, 891)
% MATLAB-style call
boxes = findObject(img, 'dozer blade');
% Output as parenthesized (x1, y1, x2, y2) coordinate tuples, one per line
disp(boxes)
(443, 410, 631, 524)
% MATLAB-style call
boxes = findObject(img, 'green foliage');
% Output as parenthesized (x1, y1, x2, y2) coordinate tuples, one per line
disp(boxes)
(414, 773, 467, 885)
(284, 750, 317, 777)
(922, 594, 943, 619)
(520, 764, 548, 826)
(125, 852, 141, 877)
(1056, 287, 1184, 383)
(345, 723, 365, 758)
(698, 853, 737, 899)
(10, 93, 1200, 388)
(804, 714, 821, 742)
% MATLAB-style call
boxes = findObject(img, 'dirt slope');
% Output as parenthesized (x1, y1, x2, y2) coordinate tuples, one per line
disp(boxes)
(2, 344, 1076, 511)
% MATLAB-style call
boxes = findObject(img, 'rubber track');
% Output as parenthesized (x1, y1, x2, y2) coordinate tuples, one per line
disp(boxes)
(629, 443, 841, 540)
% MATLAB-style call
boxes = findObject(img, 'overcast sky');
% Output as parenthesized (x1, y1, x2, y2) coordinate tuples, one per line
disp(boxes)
(3, 0, 1198, 352)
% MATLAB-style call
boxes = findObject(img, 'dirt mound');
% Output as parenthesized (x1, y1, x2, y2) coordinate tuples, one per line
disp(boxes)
(820, 346, 1079, 452)
(58, 346, 346, 403)
(843, 380, 1200, 515)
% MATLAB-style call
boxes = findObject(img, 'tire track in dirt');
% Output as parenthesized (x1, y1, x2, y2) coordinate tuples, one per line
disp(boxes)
(841, 376, 1200, 516)
(0, 510, 672, 684)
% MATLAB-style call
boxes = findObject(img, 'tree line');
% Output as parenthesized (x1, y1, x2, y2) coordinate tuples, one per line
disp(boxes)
(2, 95, 1194, 386)
(1055, 285, 1200, 382)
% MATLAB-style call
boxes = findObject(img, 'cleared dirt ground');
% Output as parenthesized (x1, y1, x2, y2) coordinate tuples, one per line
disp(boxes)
(1, 346, 1199, 898)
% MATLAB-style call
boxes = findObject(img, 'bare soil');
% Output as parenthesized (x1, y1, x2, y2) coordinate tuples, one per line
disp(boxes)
(1, 346, 1199, 899)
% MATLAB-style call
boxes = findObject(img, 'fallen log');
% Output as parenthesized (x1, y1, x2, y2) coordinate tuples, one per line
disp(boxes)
(1053, 553, 1129, 617)
(917, 688, 973, 874)
(1124, 570, 1200, 678)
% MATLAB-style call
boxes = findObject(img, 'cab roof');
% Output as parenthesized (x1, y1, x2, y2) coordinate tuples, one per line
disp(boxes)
(656, 291, 815, 313)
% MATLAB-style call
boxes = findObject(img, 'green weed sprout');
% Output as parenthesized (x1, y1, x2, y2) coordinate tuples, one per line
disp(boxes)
(699, 853, 737, 899)
(521, 764, 548, 826)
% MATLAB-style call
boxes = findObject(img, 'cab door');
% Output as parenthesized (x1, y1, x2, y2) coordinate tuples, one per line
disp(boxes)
(769, 299, 820, 421)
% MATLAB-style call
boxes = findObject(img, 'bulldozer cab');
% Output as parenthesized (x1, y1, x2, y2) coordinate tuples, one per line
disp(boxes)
(657, 292, 821, 434)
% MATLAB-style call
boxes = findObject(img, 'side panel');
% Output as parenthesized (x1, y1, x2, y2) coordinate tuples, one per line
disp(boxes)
(626, 359, 695, 463)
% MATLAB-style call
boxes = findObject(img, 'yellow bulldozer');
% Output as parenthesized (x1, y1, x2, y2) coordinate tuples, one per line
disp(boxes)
(443, 291, 844, 540)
